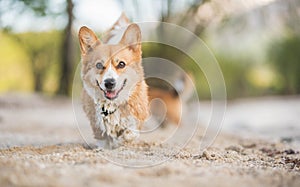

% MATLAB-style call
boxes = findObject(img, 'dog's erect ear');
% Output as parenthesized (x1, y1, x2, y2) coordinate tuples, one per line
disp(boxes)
(115, 12, 130, 27)
(119, 23, 141, 52)
(78, 26, 100, 55)
(101, 12, 130, 44)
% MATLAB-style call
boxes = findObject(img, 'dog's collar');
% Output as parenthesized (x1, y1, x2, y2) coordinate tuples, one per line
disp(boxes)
(101, 106, 118, 117)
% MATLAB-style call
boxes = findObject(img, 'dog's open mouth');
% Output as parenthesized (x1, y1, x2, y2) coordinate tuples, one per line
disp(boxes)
(96, 79, 127, 100)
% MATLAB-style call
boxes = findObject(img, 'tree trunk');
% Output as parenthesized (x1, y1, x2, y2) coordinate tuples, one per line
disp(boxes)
(31, 55, 43, 93)
(58, 0, 74, 95)
(34, 72, 43, 92)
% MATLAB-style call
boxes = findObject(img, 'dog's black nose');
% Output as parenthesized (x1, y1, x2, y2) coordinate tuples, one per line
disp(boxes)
(104, 78, 116, 90)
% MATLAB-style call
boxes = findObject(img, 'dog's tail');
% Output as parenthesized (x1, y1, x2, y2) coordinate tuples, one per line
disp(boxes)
(102, 12, 131, 44)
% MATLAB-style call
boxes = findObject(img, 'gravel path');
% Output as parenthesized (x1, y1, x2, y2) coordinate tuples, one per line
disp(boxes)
(0, 94, 299, 187)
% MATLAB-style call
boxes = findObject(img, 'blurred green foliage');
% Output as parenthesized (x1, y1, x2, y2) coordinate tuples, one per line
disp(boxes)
(0, 30, 69, 95)
(217, 55, 251, 98)
(0, 0, 74, 95)
(1, 30, 300, 99)
(17, 31, 62, 93)
(0, 32, 33, 92)
(20, 0, 48, 16)
(268, 34, 300, 94)
(2, 30, 300, 99)
(142, 42, 211, 99)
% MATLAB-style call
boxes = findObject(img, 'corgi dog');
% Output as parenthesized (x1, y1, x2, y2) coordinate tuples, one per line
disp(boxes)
(79, 13, 194, 148)
(148, 73, 194, 126)
(79, 14, 148, 148)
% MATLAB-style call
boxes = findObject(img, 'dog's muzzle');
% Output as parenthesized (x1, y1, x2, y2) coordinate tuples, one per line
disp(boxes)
(96, 79, 127, 100)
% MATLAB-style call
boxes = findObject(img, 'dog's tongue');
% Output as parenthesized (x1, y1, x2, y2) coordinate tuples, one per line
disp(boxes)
(105, 91, 117, 99)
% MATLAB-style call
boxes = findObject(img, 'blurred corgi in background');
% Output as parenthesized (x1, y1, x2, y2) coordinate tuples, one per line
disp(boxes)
(148, 73, 194, 126)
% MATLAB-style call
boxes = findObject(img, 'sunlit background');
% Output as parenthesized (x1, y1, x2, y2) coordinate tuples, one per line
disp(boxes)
(0, 0, 299, 99)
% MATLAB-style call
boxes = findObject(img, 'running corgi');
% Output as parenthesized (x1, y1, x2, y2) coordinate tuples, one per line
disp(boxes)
(79, 13, 148, 148)
(79, 13, 193, 148)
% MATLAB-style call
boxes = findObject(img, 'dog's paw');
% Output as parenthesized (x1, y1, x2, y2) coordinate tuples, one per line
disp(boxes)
(95, 139, 109, 149)
(96, 137, 122, 149)
(123, 129, 139, 142)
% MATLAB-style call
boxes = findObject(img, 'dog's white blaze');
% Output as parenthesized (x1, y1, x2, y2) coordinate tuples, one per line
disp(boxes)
(101, 64, 119, 89)
(105, 64, 119, 80)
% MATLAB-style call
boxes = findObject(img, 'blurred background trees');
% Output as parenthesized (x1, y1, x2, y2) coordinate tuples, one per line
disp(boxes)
(0, 0, 299, 99)
(0, 0, 75, 95)
(268, 35, 300, 94)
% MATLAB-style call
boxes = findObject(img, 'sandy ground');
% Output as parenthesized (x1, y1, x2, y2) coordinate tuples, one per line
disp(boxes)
(0, 94, 299, 187)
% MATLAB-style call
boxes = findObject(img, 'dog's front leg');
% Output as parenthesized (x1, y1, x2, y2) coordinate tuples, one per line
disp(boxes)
(96, 138, 110, 149)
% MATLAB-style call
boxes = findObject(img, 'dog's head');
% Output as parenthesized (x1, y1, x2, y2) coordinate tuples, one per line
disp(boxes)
(79, 24, 143, 103)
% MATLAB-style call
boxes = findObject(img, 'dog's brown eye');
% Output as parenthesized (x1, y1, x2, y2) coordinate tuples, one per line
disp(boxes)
(117, 61, 126, 69)
(96, 62, 104, 70)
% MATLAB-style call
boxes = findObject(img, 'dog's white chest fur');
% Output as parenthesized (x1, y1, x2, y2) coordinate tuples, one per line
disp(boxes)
(95, 99, 139, 148)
